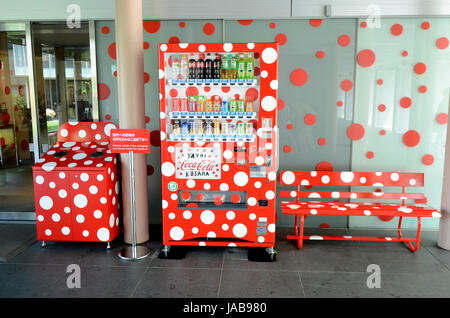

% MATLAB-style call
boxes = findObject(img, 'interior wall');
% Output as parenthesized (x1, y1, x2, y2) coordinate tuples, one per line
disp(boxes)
(95, 18, 450, 229)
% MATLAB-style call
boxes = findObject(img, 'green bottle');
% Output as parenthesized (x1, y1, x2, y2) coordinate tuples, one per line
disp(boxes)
(237, 53, 246, 79)
(245, 53, 254, 79)
(220, 54, 229, 79)
(229, 54, 237, 79)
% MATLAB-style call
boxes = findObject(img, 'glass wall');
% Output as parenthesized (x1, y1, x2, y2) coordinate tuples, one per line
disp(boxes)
(95, 18, 450, 229)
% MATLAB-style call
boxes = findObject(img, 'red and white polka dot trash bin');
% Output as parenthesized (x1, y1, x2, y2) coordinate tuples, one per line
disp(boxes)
(33, 122, 121, 247)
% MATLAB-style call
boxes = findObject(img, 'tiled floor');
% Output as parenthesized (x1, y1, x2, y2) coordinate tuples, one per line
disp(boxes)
(0, 226, 449, 298)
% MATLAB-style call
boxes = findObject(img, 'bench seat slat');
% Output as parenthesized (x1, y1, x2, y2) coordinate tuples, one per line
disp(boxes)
(279, 191, 426, 200)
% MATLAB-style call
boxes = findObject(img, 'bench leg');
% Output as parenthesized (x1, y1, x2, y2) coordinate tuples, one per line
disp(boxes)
(397, 216, 422, 252)
(295, 215, 304, 249)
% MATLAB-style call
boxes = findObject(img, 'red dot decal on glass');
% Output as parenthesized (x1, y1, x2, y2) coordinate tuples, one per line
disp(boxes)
(304, 114, 317, 126)
(238, 20, 253, 26)
(310, 19, 322, 27)
(98, 83, 110, 100)
(181, 191, 191, 201)
(254, 67, 260, 77)
(340, 80, 353, 91)
(366, 151, 374, 159)
(275, 33, 287, 46)
(437, 37, 449, 50)
(277, 99, 285, 111)
(245, 88, 259, 101)
(4, 86, 10, 95)
(203, 23, 215, 35)
(403, 130, 420, 147)
(204, 86, 211, 93)
(400, 97, 412, 108)
(214, 196, 224, 206)
(221, 86, 231, 93)
(101, 26, 109, 34)
(377, 79, 383, 85)
(143, 20, 161, 33)
(347, 123, 365, 141)
(418, 85, 427, 93)
(378, 104, 386, 112)
(422, 154, 434, 166)
(150, 130, 161, 147)
(316, 161, 334, 171)
(283, 145, 292, 153)
(318, 138, 327, 146)
(145, 116, 150, 123)
(338, 34, 351, 47)
(108, 42, 116, 60)
(337, 101, 343, 107)
(380, 129, 386, 135)
(179, 21, 186, 28)
(185, 86, 199, 97)
(231, 194, 241, 203)
(378, 216, 394, 222)
(360, 21, 367, 28)
(270, 22, 276, 29)
(147, 165, 154, 176)
(357, 49, 376, 67)
(105, 114, 111, 120)
(144, 72, 150, 84)
(402, 50, 408, 57)
(414, 62, 426, 75)
(143, 42, 150, 50)
(436, 113, 448, 125)
(169, 36, 180, 44)
(169, 89, 178, 97)
(290, 68, 308, 86)
(421, 21, 430, 30)
(286, 123, 293, 130)
(390, 24, 403, 36)
(319, 223, 330, 228)
(21, 139, 28, 151)
(316, 51, 325, 59)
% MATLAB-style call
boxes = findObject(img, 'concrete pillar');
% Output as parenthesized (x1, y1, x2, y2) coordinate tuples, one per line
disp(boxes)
(114, 0, 149, 244)
(438, 95, 450, 250)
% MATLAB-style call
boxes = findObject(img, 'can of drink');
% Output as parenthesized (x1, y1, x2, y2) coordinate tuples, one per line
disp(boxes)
(180, 98, 188, 111)
(245, 100, 253, 112)
(172, 98, 180, 112)
(205, 99, 213, 112)
(221, 100, 229, 112)
(173, 120, 181, 134)
(213, 120, 221, 135)
(195, 119, 204, 134)
(221, 122, 229, 135)
(237, 122, 245, 135)
(237, 100, 245, 112)
(245, 122, 253, 135)
(205, 120, 213, 134)
(189, 120, 195, 134)
(196, 96, 205, 112)
(181, 121, 189, 134)
(188, 96, 196, 112)
(229, 100, 237, 112)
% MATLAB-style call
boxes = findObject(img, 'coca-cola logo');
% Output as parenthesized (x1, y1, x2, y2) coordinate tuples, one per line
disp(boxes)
(180, 159, 215, 171)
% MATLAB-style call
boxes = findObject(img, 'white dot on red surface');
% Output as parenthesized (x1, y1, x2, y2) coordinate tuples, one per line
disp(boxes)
(203, 183, 211, 190)
(268, 171, 276, 181)
(265, 143, 273, 150)
(97, 227, 110, 242)
(60, 129, 68, 137)
(68, 163, 77, 168)
(254, 181, 262, 188)
(159, 69, 165, 79)
(270, 80, 278, 90)
(35, 176, 44, 184)
(233, 224, 247, 238)
(223, 43, 233, 52)
(234, 171, 249, 186)
(261, 96, 277, 112)
(170, 193, 178, 200)
(37, 215, 44, 222)
(222, 224, 229, 231)
(160, 44, 167, 51)
(64, 207, 70, 213)
(168, 146, 174, 153)
(200, 210, 215, 224)
(59, 172, 66, 179)
(364, 210, 371, 216)
(94, 210, 102, 219)
(78, 130, 87, 138)
(220, 183, 229, 191)
(340, 171, 354, 183)
(39, 196, 53, 210)
(168, 212, 175, 220)
(282, 171, 295, 184)
(76, 214, 85, 223)
(161, 162, 175, 177)
(226, 211, 235, 220)
(390, 173, 400, 181)
(247, 43, 255, 49)
(268, 224, 275, 233)
(63, 142, 76, 148)
(198, 44, 206, 52)
(183, 210, 192, 219)
(261, 47, 278, 64)
(42, 162, 57, 172)
(80, 173, 89, 181)
(58, 190, 67, 198)
(360, 177, 367, 184)
(186, 179, 196, 188)
(111, 172, 115, 181)
(73, 153, 87, 160)
(192, 227, 199, 234)
(84, 160, 93, 165)
(222, 164, 229, 171)
(179, 43, 189, 49)
(410, 179, 416, 185)
(248, 197, 257, 206)
(72, 183, 79, 190)
(52, 213, 60, 222)
(321, 175, 330, 184)
(97, 174, 104, 181)
(261, 70, 268, 78)
(207, 232, 216, 238)
(45, 229, 52, 236)
(249, 213, 256, 220)
(255, 157, 264, 166)
(49, 182, 56, 189)
(74, 194, 88, 208)
(223, 150, 233, 160)
(265, 191, 275, 200)
(82, 230, 89, 237)
(89, 185, 98, 194)
(61, 227, 70, 235)
(258, 236, 265, 243)
(162, 200, 168, 209)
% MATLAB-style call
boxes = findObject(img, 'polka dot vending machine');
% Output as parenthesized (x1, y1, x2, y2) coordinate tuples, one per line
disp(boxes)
(158, 43, 279, 261)
(33, 122, 121, 248)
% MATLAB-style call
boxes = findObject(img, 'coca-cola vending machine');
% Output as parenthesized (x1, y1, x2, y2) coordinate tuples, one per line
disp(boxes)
(158, 42, 279, 261)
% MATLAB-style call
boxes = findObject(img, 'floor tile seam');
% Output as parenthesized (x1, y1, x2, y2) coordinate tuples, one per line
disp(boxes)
(297, 271, 307, 298)
(129, 266, 150, 298)
(216, 250, 226, 298)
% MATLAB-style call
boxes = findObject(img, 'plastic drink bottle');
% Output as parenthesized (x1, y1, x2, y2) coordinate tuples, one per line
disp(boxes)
(213, 54, 221, 79)
(180, 54, 189, 79)
(188, 96, 197, 112)
(205, 99, 213, 112)
(245, 99, 253, 112)
(245, 53, 254, 79)
(228, 54, 237, 79)
(172, 54, 181, 79)
(220, 55, 229, 79)
(188, 54, 196, 79)
(237, 54, 246, 79)
(196, 53, 205, 79)
(180, 98, 188, 111)
(213, 96, 221, 112)
(196, 96, 205, 112)
(172, 98, 180, 111)
(205, 53, 213, 79)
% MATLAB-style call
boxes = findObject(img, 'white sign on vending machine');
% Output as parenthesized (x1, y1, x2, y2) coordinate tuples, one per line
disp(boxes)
(175, 147, 221, 179)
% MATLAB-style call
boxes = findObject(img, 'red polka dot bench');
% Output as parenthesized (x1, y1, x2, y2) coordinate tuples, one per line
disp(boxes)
(32, 122, 121, 247)
(278, 171, 442, 252)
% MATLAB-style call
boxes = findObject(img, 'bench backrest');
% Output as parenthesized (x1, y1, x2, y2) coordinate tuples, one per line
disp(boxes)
(57, 122, 118, 143)
(279, 171, 427, 204)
